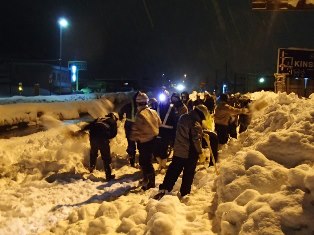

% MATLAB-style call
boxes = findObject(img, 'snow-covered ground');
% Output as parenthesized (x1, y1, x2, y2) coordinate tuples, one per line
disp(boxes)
(0, 91, 313, 235)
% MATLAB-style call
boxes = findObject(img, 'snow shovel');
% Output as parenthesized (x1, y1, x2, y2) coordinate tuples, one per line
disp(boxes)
(203, 133, 219, 175)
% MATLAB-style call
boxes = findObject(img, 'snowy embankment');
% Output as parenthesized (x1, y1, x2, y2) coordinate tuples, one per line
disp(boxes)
(0, 91, 313, 235)
(214, 92, 314, 234)
(0, 92, 131, 128)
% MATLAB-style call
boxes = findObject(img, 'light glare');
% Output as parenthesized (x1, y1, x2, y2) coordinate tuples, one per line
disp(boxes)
(159, 93, 166, 102)
(176, 84, 185, 91)
(58, 18, 68, 28)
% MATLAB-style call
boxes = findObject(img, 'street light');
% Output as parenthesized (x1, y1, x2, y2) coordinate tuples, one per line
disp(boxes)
(58, 17, 68, 94)
(58, 18, 68, 65)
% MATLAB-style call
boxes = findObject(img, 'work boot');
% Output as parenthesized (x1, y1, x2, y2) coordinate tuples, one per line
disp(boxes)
(141, 173, 155, 191)
(128, 154, 135, 167)
(153, 189, 168, 200)
(104, 162, 115, 181)
(89, 165, 95, 173)
(105, 174, 115, 181)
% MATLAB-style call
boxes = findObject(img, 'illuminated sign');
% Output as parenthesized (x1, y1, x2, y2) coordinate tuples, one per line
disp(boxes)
(277, 48, 314, 78)
(68, 61, 87, 71)
(252, 0, 314, 10)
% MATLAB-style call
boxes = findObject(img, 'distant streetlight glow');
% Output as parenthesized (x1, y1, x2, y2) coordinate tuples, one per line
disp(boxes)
(58, 18, 68, 28)
(58, 17, 68, 94)
(259, 77, 265, 83)
(222, 84, 227, 93)
(71, 65, 77, 82)
(175, 83, 185, 91)
(58, 18, 69, 63)
(71, 65, 77, 73)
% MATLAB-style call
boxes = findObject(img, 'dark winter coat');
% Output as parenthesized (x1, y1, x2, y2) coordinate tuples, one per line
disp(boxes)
(173, 110, 203, 159)
(82, 116, 117, 140)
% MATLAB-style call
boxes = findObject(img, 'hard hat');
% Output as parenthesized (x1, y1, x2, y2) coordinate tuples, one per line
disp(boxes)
(136, 92, 149, 104)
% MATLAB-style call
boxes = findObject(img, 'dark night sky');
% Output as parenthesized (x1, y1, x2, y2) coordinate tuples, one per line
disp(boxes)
(1, 0, 314, 83)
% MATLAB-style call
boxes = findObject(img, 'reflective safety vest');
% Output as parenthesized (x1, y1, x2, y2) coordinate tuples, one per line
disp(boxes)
(158, 103, 174, 129)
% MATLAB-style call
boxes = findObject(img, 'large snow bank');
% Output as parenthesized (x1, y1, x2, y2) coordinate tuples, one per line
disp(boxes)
(214, 91, 314, 235)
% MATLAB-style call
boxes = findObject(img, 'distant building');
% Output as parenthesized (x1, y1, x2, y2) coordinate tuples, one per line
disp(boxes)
(0, 61, 71, 96)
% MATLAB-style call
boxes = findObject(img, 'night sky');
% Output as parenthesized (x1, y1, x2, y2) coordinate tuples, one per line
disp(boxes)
(1, 0, 314, 83)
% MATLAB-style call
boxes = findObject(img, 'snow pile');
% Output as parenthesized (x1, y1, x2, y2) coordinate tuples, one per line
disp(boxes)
(214, 91, 314, 234)
(0, 91, 313, 235)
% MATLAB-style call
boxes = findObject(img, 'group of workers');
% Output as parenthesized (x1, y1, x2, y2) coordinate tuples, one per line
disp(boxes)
(77, 89, 252, 198)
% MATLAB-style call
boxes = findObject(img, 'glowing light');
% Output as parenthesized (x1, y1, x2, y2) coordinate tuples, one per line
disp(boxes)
(72, 74, 77, 82)
(259, 77, 265, 83)
(175, 84, 185, 91)
(58, 18, 68, 28)
(18, 82, 23, 92)
(304, 77, 308, 88)
(71, 65, 77, 73)
(222, 84, 227, 93)
(159, 93, 166, 102)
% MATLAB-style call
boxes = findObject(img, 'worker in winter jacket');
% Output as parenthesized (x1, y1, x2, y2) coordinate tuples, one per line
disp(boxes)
(238, 95, 252, 133)
(203, 91, 216, 114)
(154, 92, 188, 171)
(79, 112, 118, 181)
(130, 92, 161, 190)
(214, 93, 248, 145)
(118, 91, 139, 167)
(154, 104, 210, 200)
(181, 91, 193, 112)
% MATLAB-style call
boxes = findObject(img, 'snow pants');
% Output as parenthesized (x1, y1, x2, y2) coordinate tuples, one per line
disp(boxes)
(137, 138, 156, 188)
(89, 138, 111, 169)
(158, 154, 198, 197)
(215, 124, 229, 145)
(124, 121, 137, 157)
(154, 128, 175, 160)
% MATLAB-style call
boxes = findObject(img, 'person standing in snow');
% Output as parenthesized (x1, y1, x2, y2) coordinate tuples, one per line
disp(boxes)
(79, 112, 118, 181)
(181, 91, 194, 112)
(130, 92, 161, 190)
(214, 93, 248, 145)
(238, 95, 252, 133)
(203, 91, 216, 114)
(154, 92, 188, 172)
(118, 91, 139, 167)
(154, 104, 210, 199)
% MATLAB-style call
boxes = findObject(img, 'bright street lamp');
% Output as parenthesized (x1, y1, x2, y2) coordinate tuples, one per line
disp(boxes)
(57, 17, 68, 94)
(58, 17, 68, 66)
